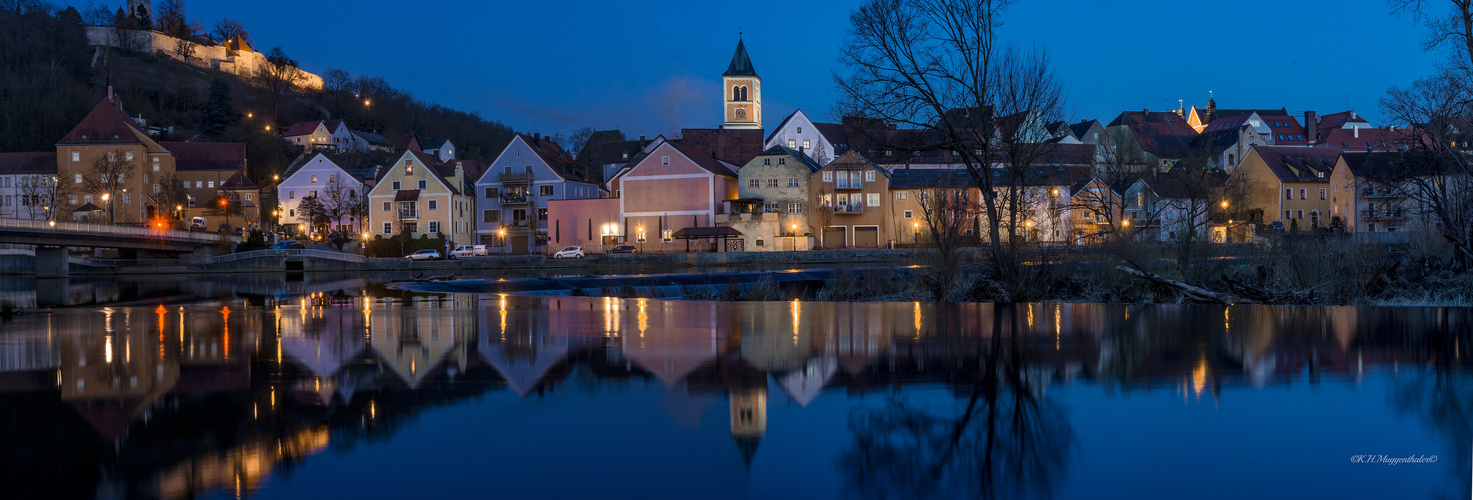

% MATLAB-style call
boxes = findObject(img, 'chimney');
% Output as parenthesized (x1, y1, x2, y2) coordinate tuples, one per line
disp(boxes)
(1351, 110, 1357, 120)
(1354, 126, 1359, 139)
(640, 135, 645, 142)
(534, 132, 540, 140)
(1305, 111, 1317, 143)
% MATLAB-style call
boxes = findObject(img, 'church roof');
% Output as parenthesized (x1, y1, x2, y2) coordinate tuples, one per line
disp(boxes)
(723, 39, 758, 77)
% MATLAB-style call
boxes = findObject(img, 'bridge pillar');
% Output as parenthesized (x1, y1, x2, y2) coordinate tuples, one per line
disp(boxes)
(35, 246, 68, 278)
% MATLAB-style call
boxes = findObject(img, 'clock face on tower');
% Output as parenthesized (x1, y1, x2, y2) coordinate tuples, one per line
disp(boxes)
(735, 107, 747, 120)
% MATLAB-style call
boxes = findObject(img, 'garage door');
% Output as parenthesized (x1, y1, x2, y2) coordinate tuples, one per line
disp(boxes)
(854, 227, 879, 248)
(510, 235, 530, 253)
(823, 227, 847, 249)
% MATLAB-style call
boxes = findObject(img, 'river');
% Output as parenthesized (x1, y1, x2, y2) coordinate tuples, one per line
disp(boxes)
(0, 281, 1467, 499)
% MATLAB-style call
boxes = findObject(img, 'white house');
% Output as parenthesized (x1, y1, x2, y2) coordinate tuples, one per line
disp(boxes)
(283, 120, 355, 153)
(277, 153, 373, 235)
(763, 109, 836, 164)
(473, 134, 601, 252)
(421, 139, 456, 163)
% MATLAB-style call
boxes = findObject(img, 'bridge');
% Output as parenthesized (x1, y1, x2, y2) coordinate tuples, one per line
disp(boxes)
(0, 218, 240, 278)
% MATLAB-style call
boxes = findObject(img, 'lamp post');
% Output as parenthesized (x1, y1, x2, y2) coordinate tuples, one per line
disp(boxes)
(790, 223, 798, 252)
(102, 193, 111, 224)
(498, 227, 506, 253)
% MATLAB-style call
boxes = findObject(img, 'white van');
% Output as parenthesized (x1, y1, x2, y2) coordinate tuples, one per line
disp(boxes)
(190, 217, 207, 230)
(450, 245, 488, 259)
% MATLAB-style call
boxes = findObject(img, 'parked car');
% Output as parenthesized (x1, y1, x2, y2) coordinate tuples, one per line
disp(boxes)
(406, 249, 441, 261)
(553, 246, 584, 259)
(607, 245, 637, 254)
(449, 245, 489, 259)
(189, 217, 207, 230)
(270, 240, 305, 250)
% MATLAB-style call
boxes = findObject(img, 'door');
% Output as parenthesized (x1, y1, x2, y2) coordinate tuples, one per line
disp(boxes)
(510, 235, 530, 253)
(854, 227, 879, 248)
(823, 226, 847, 249)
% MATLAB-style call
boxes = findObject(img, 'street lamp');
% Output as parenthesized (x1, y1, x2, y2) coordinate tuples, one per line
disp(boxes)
(101, 193, 111, 224)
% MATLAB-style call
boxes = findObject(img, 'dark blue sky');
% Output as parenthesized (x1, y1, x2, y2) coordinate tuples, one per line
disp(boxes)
(187, 0, 1439, 138)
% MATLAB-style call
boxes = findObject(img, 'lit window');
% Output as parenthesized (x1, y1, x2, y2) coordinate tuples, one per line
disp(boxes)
(208, 181, 215, 188)
(803, 140, 811, 149)
(311, 175, 317, 183)
(662, 156, 670, 165)
(789, 139, 797, 149)
(71, 152, 79, 162)
(125, 151, 133, 161)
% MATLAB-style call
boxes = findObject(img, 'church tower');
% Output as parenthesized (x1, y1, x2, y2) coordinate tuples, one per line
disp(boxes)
(723, 37, 762, 130)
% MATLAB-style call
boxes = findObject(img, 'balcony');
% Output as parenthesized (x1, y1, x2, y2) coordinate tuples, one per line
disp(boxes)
(498, 172, 533, 184)
(1361, 209, 1407, 221)
(398, 209, 418, 219)
(500, 192, 530, 204)
(722, 212, 779, 223)
(834, 179, 863, 190)
(1362, 188, 1399, 199)
(834, 203, 865, 215)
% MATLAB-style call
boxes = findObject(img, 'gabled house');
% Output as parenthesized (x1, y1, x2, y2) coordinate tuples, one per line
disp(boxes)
(1069, 178, 1124, 245)
(56, 91, 179, 224)
(1069, 120, 1106, 145)
(722, 145, 823, 251)
(367, 149, 476, 247)
(1328, 152, 1438, 235)
(420, 138, 455, 163)
(283, 120, 353, 153)
(474, 134, 600, 252)
(1105, 110, 1199, 172)
(350, 130, 397, 153)
(0, 152, 56, 221)
(277, 153, 375, 235)
(811, 151, 892, 248)
(608, 138, 739, 251)
(596, 135, 657, 183)
(1236, 146, 1341, 231)
(764, 109, 837, 164)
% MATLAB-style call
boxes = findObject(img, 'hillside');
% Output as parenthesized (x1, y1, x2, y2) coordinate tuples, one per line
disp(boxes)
(0, 5, 518, 185)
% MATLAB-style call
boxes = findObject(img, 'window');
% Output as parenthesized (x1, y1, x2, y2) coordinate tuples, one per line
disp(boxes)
(789, 139, 797, 149)
(122, 194, 129, 204)
(74, 174, 82, 184)
(484, 210, 498, 223)
(767, 179, 778, 187)
(1319, 188, 1326, 200)
(196, 181, 203, 188)
(288, 191, 295, 200)
(1285, 189, 1292, 200)
(662, 229, 673, 242)
(428, 200, 438, 210)
(311, 175, 317, 183)
(788, 178, 799, 187)
(538, 208, 548, 221)
(778, 158, 786, 166)
(71, 152, 79, 162)
(867, 193, 880, 207)
(428, 221, 439, 234)
(662, 156, 670, 165)
(329, 175, 336, 183)
(764, 202, 778, 212)
(1137, 193, 1145, 208)
(392, 181, 401, 190)
(383, 223, 392, 234)
(124, 151, 133, 161)
(819, 194, 832, 206)
(418, 179, 427, 190)
(865, 170, 876, 182)
(69, 195, 77, 205)
(288, 209, 295, 217)
(540, 185, 553, 196)
(748, 179, 760, 188)
(788, 203, 802, 214)
(822, 172, 833, 182)
(107, 152, 115, 161)
(897, 191, 908, 200)
(153, 184, 159, 193)
(803, 140, 811, 149)
(245, 194, 252, 201)
(207, 181, 215, 188)
(1296, 209, 1304, 219)
(904, 210, 913, 219)
(1285, 210, 1292, 220)
(764, 158, 771, 166)
(383, 201, 391, 211)
(1299, 188, 1306, 199)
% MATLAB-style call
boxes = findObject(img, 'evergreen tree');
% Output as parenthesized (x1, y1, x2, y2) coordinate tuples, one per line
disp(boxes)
(198, 78, 237, 139)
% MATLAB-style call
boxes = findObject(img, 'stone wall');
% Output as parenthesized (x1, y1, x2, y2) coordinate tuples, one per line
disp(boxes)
(85, 26, 324, 90)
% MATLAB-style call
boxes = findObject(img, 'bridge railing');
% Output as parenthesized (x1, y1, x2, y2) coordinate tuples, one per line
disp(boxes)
(207, 248, 366, 265)
(0, 218, 240, 244)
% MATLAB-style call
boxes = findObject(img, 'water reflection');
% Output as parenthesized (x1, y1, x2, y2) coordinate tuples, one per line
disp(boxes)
(0, 297, 1468, 499)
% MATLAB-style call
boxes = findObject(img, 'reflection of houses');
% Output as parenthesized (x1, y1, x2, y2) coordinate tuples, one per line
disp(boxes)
(369, 307, 472, 388)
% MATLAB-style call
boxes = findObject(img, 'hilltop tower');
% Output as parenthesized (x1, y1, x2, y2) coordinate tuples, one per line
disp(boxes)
(722, 37, 762, 130)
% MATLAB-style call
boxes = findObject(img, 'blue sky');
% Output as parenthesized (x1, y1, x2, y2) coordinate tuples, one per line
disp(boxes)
(185, 0, 1440, 138)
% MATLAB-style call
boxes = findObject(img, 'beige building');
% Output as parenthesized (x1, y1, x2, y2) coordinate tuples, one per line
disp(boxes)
(810, 151, 893, 248)
(1237, 146, 1340, 231)
(722, 146, 821, 251)
(367, 150, 476, 246)
(56, 94, 178, 224)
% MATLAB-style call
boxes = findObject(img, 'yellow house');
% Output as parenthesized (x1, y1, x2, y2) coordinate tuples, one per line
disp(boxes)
(1235, 146, 1340, 230)
(368, 150, 475, 246)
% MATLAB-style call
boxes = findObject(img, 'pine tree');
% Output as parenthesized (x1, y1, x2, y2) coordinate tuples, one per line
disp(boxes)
(198, 78, 237, 140)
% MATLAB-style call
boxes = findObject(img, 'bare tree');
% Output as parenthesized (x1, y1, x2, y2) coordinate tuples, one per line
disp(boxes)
(209, 17, 248, 44)
(255, 47, 306, 120)
(835, 0, 1048, 282)
(1392, 0, 1473, 74)
(16, 174, 65, 221)
(554, 126, 597, 158)
(153, 174, 189, 223)
(205, 193, 244, 232)
(914, 187, 977, 301)
(83, 150, 134, 224)
(322, 68, 352, 93)
(154, 0, 188, 38)
(173, 35, 195, 62)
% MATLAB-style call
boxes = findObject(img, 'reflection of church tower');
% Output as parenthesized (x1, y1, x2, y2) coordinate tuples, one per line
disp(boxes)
(723, 37, 762, 130)
(729, 384, 767, 466)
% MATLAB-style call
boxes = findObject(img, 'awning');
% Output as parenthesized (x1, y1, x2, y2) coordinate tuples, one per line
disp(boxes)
(672, 227, 742, 239)
(394, 190, 420, 201)
(72, 202, 104, 212)
(723, 197, 765, 204)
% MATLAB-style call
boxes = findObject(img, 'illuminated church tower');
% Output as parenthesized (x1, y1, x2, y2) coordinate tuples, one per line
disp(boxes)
(722, 37, 762, 130)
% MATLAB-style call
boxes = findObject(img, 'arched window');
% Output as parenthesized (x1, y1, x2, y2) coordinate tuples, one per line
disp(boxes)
(733, 86, 741, 101)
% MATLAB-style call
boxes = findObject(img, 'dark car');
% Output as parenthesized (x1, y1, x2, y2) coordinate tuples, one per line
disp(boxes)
(271, 240, 305, 250)
(607, 245, 638, 254)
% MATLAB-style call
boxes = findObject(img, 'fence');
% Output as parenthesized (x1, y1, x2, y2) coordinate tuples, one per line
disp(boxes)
(0, 218, 236, 244)
(207, 248, 366, 265)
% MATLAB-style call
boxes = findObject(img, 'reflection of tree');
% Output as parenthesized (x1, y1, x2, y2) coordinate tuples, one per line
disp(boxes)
(1390, 335, 1472, 500)
(840, 305, 1073, 499)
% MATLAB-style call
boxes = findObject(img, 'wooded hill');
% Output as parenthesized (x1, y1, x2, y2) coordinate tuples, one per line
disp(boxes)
(0, 4, 518, 186)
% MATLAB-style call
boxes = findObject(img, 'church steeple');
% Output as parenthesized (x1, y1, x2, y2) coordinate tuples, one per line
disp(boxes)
(722, 36, 762, 130)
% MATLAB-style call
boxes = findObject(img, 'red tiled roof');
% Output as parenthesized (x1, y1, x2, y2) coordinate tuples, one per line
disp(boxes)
(665, 141, 738, 177)
(160, 142, 247, 171)
(58, 95, 149, 145)
(0, 152, 55, 174)
(282, 121, 324, 137)
(1314, 110, 1371, 134)
(1250, 146, 1341, 183)
(675, 128, 764, 166)
(1109, 111, 1198, 157)
(1317, 128, 1419, 152)
(220, 171, 257, 190)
